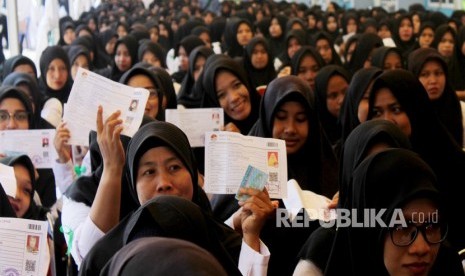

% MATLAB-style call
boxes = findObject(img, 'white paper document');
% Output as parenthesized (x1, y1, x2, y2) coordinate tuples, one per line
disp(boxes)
(0, 129, 58, 169)
(283, 179, 337, 221)
(0, 163, 16, 198)
(0, 218, 49, 276)
(63, 67, 149, 145)
(165, 108, 224, 147)
(204, 131, 288, 198)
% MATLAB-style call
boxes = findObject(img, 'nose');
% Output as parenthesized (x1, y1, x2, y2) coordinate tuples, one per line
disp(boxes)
(382, 112, 395, 123)
(408, 231, 431, 256)
(155, 172, 173, 194)
(6, 116, 18, 129)
(284, 119, 297, 134)
(228, 90, 241, 104)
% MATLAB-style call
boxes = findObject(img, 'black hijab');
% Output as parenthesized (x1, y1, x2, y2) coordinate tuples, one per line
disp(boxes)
(312, 31, 343, 66)
(109, 35, 139, 81)
(347, 32, 383, 75)
(371, 46, 404, 69)
(66, 45, 93, 71)
(0, 183, 16, 217)
(268, 15, 288, 59)
(392, 15, 417, 60)
(150, 66, 178, 110)
(201, 54, 261, 135)
(290, 46, 326, 91)
(104, 237, 227, 276)
(177, 46, 214, 108)
(223, 17, 253, 58)
(367, 69, 465, 250)
(281, 29, 308, 64)
(2, 55, 38, 81)
(0, 86, 35, 128)
(408, 47, 463, 146)
(339, 67, 383, 144)
(314, 65, 350, 145)
(38, 45, 73, 105)
(137, 41, 167, 69)
(57, 19, 75, 46)
(172, 35, 205, 84)
(243, 37, 277, 90)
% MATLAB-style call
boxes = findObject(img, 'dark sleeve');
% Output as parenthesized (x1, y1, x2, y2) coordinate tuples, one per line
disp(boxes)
(36, 169, 57, 208)
(210, 194, 240, 222)
(298, 226, 336, 271)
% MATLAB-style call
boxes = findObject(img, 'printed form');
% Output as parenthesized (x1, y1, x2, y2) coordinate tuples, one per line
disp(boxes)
(63, 67, 149, 145)
(204, 131, 288, 198)
(165, 108, 224, 147)
(0, 218, 49, 276)
(0, 129, 57, 169)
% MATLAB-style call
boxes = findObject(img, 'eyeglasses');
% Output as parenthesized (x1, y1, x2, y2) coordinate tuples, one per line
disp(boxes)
(389, 222, 448, 247)
(0, 110, 29, 123)
(147, 88, 159, 99)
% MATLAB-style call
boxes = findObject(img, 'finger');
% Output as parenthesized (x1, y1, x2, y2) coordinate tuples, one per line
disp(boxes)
(104, 110, 121, 125)
(106, 119, 124, 141)
(96, 106, 103, 134)
(113, 124, 124, 140)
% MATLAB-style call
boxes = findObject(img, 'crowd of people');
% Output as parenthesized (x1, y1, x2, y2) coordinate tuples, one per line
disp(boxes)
(1, 0, 465, 275)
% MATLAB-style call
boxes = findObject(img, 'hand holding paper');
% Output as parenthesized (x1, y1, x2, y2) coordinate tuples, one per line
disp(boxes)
(96, 106, 125, 169)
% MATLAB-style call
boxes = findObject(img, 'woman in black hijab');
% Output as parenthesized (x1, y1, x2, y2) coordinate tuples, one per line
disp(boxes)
(338, 67, 383, 150)
(278, 28, 308, 71)
(137, 41, 167, 69)
(322, 13, 341, 43)
(171, 35, 205, 84)
(392, 15, 418, 61)
(201, 54, 261, 135)
(346, 32, 383, 75)
(57, 19, 76, 46)
(103, 237, 227, 276)
(38, 45, 73, 105)
(296, 120, 412, 275)
(79, 120, 274, 275)
(240, 75, 338, 276)
(2, 72, 53, 129)
(268, 15, 288, 59)
(102, 34, 138, 81)
(150, 66, 178, 111)
(290, 46, 326, 92)
(243, 37, 277, 94)
(223, 17, 254, 59)
(371, 46, 404, 70)
(177, 45, 214, 108)
(326, 148, 462, 275)
(367, 69, 465, 251)
(2, 55, 38, 82)
(67, 45, 92, 80)
(312, 31, 343, 66)
(314, 65, 350, 146)
(408, 47, 463, 147)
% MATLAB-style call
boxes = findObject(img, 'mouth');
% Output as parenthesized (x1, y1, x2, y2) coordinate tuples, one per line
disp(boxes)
(231, 100, 245, 113)
(404, 262, 429, 274)
(284, 138, 299, 147)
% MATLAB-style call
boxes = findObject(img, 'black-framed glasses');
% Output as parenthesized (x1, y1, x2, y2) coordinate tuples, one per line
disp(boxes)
(0, 110, 29, 123)
(389, 222, 448, 247)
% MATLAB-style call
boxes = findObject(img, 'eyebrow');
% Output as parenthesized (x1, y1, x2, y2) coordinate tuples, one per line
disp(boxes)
(139, 156, 180, 167)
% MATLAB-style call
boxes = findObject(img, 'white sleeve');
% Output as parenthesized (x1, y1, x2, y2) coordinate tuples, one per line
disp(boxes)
(292, 259, 323, 276)
(239, 239, 270, 276)
(41, 97, 62, 128)
(52, 159, 76, 195)
(61, 196, 104, 268)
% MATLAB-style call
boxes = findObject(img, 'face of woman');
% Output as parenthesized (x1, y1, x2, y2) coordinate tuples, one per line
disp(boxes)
(419, 28, 434, 48)
(215, 70, 251, 121)
(117, 25, 128, 38)
(106, 37, 117, 55)
(46, 58, 68, 90)
(378, 25, 392, 39)
(71, 54, 90, 80)
(8, 164, 32, 218)
(252, 43, 269, 69)
(269, 18, 283, 38)
(346, 18, 357, 34)
(142, 51, 161, 68)
(297, 54, 319, 91)
(399, 19, 413, 42)
(437, 32, 455, 58)
(14, 64, 36, 79)
(383, 52, 403, 70)
(316, 39, 332, 64)
(178, 46, 189, 72)
(326, 75, 347, 118)
(236, 23, 253, 46)
(127, 75, 159, 119)
(287, 38, 301, 60)
(383, 198, 441, 276)
(0, 98, 29, 130)
(136, 146, 193, 205)
(272, 101, 309, 155)
(418, 61, 446, 101)
(193, 55, 206, 81)
(357, 81, 374, 123)
(326, 16, 338, 33)
(115, 44, 132, 72)
(63, 28, 76, 45)
(371, 88, 412, 137)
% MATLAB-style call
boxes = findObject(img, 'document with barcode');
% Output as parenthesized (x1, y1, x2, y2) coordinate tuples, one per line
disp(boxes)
(204, 131, 287, 198)
(0, 129, 57, 169)
(165, 108, 224, 147)
(0, 218, 49, 276)
(63, 67, 149, 145)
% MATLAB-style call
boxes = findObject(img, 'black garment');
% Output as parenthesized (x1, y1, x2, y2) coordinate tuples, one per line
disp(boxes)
(371, 46, 404, 69)
(172, 35, 205, 84)
(177, 46, 214, 108)
(338, 67, 383, 145)
(201, 54, 261, 135)
(326, 149, 464, 275)
(456, 26, 465, 90)
(57, 19, 75, 46)
(38, 46, 73, 105)
(79, 121, 242, 275)
(0, 183, 15, 217)
(212, 76, 339, 276)
(137, 41, 167, 68)
(367, 69, 465, 250)
(392, 15, 418, 62)
(314, 65, 350, 146)
(408, 47, 463, 146)
(290, 46, 326, 92)
(311, 31, 342, 66)
(2, 55, 38, 81)
(150, 66, 178, 110)
(66, 45, 93, 72)
(103, 237, 227, 276)
(104, 35, 138, 82)
(280, 29, 308, 66)
(346, 33, 383, 75)
(243, 37, 277, 91)
(223, 17, 252, 58)
(267, 15, 287, 59)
